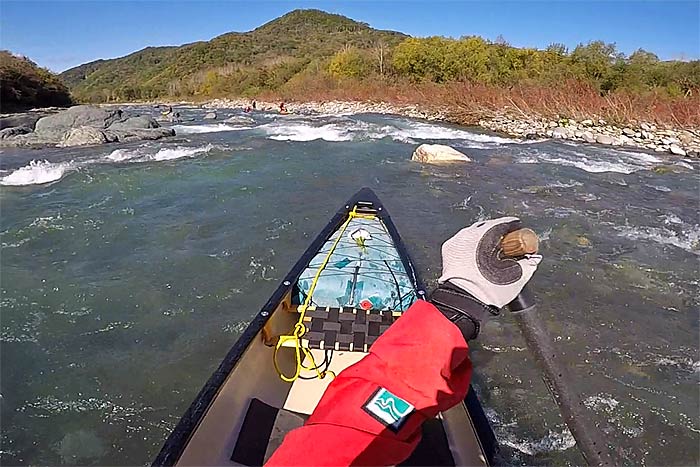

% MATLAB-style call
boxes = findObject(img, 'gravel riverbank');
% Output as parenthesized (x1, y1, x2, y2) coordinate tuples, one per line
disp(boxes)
(200, 98, 700, 157)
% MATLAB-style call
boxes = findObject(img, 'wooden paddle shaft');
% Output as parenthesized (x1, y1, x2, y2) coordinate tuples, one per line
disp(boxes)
(501, 228, 539, 256)
(502, 228, 615, 466)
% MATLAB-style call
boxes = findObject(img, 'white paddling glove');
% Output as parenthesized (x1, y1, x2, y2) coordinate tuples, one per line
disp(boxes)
(430, 217, 542, 340)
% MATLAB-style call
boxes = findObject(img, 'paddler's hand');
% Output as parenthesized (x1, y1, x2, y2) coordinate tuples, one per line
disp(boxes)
(429, 217, 542, 340)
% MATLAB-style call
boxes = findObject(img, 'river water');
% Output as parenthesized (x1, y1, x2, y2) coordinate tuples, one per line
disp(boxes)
(1, 107, 698, 466)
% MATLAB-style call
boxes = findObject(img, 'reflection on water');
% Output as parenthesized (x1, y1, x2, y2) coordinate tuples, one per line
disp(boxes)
(1, 107, 698, 465)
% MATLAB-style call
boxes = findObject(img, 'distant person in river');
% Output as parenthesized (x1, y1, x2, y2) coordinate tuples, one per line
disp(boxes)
(266, 217, 542, 466)
(279, 102, 287, 114)
(252, 100, 257, 110)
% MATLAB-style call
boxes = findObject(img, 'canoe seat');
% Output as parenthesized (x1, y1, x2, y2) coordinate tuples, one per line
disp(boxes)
(283, 306, 402, 352)
(231, 398, 456, 466)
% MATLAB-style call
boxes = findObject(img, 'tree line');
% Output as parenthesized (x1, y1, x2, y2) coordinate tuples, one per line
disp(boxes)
(65, 35, 699, 105)
(328, 37, 699, 98)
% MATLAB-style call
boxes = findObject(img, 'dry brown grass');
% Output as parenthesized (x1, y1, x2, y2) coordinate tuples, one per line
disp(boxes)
(260, 76, 700, 128)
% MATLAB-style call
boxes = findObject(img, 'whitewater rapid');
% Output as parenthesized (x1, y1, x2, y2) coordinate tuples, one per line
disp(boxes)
(2, 112, 689, 187)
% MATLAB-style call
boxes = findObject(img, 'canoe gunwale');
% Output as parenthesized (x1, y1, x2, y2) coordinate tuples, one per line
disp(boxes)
(152, 187, 497, 466)
(153, 187, 420, 466)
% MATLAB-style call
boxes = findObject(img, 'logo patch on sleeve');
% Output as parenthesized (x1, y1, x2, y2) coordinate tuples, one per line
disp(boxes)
(363, 387, 414, 432)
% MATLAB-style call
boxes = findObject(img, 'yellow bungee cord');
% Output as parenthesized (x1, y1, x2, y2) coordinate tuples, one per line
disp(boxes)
(273, 207, 376, 382)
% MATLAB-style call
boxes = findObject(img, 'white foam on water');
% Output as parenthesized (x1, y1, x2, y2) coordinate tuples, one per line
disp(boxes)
(616, 149, 663, 164)
(386, 120, 515, 144)
(0, 160, 72, 186)
(173, 123, 253, 134)
(547, 180, 584, 189)
(661, 213, 683, 225)
(584, 393, 645, 438)
(106, 148, 142, 162)
(584, 394, 620, 411)
(542, 155, 641, 174)
(616, 221, 700, 255)
(648, 184, 672, 193)
(515, 145, 666, 174)
(501, 429, 577, 456)
(260, 118, 515, 146)
(516, 156, 538, 164)
(485, 408, 576, 456)
(675, 161, 694, 170)
(262, 122, 354, 142)
(17, 394, 149, 424)
(150, 144, 214, 161)
(105, 144, 216, 163)
(517, 147, 663, 174)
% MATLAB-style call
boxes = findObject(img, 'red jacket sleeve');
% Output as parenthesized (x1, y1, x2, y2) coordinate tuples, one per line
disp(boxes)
(266, 300, 472, 466)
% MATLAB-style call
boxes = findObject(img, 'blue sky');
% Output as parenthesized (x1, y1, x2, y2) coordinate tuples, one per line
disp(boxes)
(2, 1, 698, 72)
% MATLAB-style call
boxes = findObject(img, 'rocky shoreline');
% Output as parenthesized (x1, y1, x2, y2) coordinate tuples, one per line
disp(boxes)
(202, 98, 700, 157)
(3, 99, 698, 157)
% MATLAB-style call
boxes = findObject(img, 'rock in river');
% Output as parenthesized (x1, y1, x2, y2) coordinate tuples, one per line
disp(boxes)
(58, 126, 110, 147)
(0, 113, 45, 130)
(0, 126, 32, 139)
(107, 115, 158, 130)
(412, 144, 471, 163)
(203, 112, 217, 120)
(0, 105, 175, 148)
(105, 127, 175, 143)
(35, 105, 123, 137)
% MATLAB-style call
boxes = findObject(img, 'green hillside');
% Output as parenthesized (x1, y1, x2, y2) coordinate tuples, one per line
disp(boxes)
(59, 8, 699, 109)
(60, 9, 407, 102)
(0, 51, 72, 112)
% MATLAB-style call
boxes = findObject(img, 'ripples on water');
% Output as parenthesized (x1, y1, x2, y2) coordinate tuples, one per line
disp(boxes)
(1, 107, 698, 465)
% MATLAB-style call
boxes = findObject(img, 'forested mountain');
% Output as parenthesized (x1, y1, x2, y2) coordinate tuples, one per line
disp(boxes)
(0, 51, 72, 112)
(58, 8, 699, 110)
(60, 9, 407, 102)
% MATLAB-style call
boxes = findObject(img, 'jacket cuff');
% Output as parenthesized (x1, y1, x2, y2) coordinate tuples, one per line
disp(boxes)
(428, 282, 499, 340)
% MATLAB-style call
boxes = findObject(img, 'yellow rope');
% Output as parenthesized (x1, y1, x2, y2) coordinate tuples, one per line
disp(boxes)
(273, 208, 376, 382)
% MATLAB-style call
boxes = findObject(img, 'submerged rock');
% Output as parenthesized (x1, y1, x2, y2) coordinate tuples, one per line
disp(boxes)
(411, 144, 471, 163)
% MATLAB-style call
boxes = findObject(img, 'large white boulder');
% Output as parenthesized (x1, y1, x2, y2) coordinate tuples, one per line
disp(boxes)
(411, 144, 471, 163)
